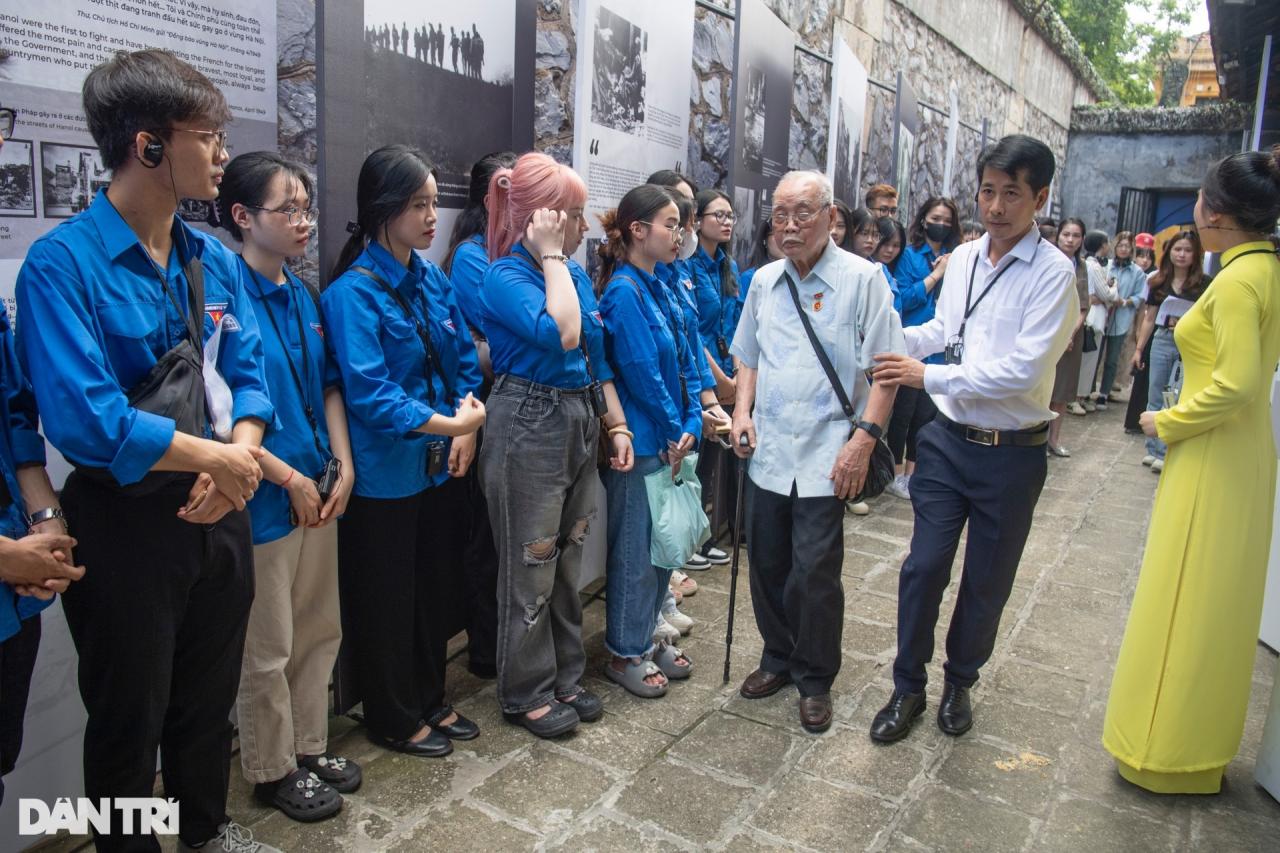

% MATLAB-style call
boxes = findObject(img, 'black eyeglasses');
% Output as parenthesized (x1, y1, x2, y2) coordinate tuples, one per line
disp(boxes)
(0, 108, 16, 138)
(246, 205, 318, 227)
(703, 210, 737, 224)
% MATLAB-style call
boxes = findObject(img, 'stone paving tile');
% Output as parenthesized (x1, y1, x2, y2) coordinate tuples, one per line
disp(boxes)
(387, 803, 540, 852)
(554, 713, 675, 773)
(546, 815, 689, 852)
(897, 785, 1035, 851)
(468, 742, 613, 833)
(932, 738, 1057, 816)
(612, 757, 754, 845)
(796, 722, 930, 800)
(1035, 795, 1181, 853)
(1188, 806, 1278, 852)
(748, 773, 896, 851)
(666, 710, 799, 784)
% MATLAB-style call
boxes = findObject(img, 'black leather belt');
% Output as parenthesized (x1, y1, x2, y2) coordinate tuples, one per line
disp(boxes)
(936, 413, 1049, 447)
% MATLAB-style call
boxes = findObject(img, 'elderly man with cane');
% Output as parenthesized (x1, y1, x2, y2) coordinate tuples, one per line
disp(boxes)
(730, 170, 903, 734)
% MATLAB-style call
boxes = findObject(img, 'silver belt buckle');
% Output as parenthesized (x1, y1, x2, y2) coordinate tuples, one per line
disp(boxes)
(964, 426, 998, 446)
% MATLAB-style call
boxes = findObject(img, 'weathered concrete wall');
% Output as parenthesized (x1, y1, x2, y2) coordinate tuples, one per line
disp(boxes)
(1061, 103, 1251, 235)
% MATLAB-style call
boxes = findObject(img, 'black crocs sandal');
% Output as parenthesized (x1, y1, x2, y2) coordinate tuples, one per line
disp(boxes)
(298, 752, 363, 794)
(253, 767, 342, 823)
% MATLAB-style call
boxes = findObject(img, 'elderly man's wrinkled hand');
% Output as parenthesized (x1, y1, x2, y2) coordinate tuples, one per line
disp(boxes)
(829, 432, 874, 500)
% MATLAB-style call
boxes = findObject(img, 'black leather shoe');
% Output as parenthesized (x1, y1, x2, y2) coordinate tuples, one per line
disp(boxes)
(869, 690, 926, 744)
(432, 712, 480, 741)
(937, 683, 972, 736)
(372, 727, 453, 757)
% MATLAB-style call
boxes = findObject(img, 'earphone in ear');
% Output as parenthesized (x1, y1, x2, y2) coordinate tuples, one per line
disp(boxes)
(141, 137, 164, 167)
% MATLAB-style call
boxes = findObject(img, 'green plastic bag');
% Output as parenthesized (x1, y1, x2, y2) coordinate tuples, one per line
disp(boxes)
(644, 452, 712, 570)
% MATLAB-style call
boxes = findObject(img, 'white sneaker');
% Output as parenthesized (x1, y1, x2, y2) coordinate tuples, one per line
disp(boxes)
(1141, 455, 1155, 467)
(1083, 399, 1097, 413)
(179, 823, 282, 853)
(683, 552, 712, 571)
(653, 615, 681, 644)
(847, 501, 870, 516)
(1151, 458, 1164, 473)
(700, 544, 731, 565)
(663, 606, 694, 635)
(884, 474, 911, 500)
(1066, 402, 1087, 416)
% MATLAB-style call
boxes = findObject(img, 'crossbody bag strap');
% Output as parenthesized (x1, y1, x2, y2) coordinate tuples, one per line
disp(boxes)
(351, 265, 455, 405)
(251, 264, 328, 460)
(782, 271, 855, 421)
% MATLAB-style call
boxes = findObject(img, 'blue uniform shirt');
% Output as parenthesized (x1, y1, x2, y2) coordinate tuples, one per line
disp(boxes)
(689, 245, 742, 375)
(739, 266, 758, 304)
(243, 262, 340, 545)
(322, 242, 481, 499)
(0, 308, 51, 643)
(598, 263, 702, 456)
(15, 189, 275, 486)
(447, 233, 489, 335)
(656, 259, 714, 394)
(894, 243, 944, 364)
(480, 244, 612, 389)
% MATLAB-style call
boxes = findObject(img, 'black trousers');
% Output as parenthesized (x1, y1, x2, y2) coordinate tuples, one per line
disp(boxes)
(0, 613, 41, 804)
(462, 435, 500, 674)
(60, 472, 254, 851)
(1125, 337, 1154, 432)
(886, 385, 938, 465)
(338, 479, 466, 741)
(745, 480, 845, 697)
(893, 421, 1046, 694)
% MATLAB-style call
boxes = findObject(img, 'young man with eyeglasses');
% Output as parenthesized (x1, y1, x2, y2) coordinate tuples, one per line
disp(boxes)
(869, 135, 1078, 744)
(865, 183, 900, 221)
(731, 170, 903, 734)
(15, 50, 280, 852)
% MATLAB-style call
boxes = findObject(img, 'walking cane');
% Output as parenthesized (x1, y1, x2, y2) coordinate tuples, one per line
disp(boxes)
(723, 433, 751, 683)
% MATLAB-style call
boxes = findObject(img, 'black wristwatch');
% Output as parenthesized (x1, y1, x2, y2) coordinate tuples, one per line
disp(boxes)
(854, 420, 883, 441)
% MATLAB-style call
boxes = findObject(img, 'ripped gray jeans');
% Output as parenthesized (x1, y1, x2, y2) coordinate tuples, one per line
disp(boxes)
(480, 374, 601, 714)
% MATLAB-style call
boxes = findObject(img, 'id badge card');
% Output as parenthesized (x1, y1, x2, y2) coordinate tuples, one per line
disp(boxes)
(944, 336, 965, 366)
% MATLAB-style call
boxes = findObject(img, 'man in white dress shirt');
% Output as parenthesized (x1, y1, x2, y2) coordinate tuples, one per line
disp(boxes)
(869, 135, 1078, 743)
(731, 170, 904, 734)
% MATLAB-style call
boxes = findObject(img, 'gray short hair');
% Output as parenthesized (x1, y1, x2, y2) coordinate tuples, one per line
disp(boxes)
(777, 170, 834, 207)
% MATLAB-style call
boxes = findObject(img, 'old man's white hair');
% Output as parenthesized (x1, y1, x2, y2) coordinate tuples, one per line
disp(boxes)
(777, 170, 834, 207)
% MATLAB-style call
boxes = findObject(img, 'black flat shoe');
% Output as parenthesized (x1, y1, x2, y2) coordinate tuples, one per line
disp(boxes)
(431, 711, 480, 741)
(558, 688, 604, 722)
(371, 727, 453, 757)
(504, 702, 580, 738)
(937, 682, 973, 736)
(869, 690, 925, 744)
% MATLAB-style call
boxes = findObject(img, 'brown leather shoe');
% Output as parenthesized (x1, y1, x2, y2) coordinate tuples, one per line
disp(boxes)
(739, 668, 791, 699)
(799, 694, 833, 733)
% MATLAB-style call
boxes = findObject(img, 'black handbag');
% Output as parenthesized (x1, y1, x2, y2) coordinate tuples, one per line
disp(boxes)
(782, 272, 895, 502)
(1082, 326, 1098, 353)
(77, 247, 209, 495)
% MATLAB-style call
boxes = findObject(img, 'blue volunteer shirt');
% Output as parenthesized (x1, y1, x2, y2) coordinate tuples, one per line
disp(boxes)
(689, 245, 743, 375)
(598, 262, 702, 456)
(0, 308, 51, 643)
(656, 258, 713, 394)
(894, 242, 944, 365)
(447, 233, 489, 335)
(15, 189, 275, 487)
(479, 244, 613, 388)
(243, 262, 341, 544)
(739, 266, 757, 304)
(322, 241, 481, 499)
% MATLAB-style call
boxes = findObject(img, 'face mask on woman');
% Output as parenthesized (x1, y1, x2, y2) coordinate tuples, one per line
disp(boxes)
(924, 222, 950, 244)
(678, 227, 698, 260)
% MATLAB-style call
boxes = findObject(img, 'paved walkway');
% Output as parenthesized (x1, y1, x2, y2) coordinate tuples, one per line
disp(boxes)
(47, 401, 1280, 851)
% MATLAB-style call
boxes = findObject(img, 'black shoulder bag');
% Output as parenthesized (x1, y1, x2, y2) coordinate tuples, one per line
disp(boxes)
(782, 272, 894, 501)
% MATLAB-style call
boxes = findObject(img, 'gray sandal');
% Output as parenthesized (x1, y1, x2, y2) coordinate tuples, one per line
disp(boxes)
(654, 643, 693, 680)
(605, 658, 668, 698)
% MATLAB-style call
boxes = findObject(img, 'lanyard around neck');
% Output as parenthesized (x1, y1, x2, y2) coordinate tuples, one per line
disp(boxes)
(959, 238, 1039, 340)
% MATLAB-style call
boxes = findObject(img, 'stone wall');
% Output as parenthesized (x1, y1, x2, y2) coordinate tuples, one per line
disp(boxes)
(1061, 104, 1252, 235)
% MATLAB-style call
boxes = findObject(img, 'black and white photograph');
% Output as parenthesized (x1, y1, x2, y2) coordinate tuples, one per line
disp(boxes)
(832, 107, 854, 204)
(742, 66, 767, 174)
(0, 139, 36, 218)
(730, 185, 759, 269)
(589, 5, 648, 135)
(827, 38, 868, 207)
(359, 0, 528, 213)
(895, 126, 915, 212)
(40, 142, 110, 219)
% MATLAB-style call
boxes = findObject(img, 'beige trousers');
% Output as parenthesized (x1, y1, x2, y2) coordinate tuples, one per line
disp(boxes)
(236, 523, 341, 783)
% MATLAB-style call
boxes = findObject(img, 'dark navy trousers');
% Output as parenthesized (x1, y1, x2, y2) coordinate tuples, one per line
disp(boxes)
(893, 419, 1047, 694)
